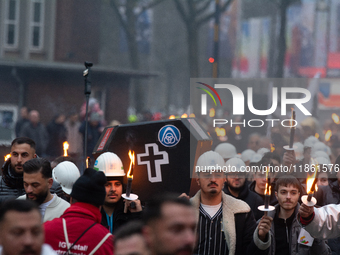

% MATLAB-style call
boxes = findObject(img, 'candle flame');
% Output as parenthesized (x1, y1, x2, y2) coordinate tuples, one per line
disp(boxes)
(332, 113, 340, 124)
(209, 108, 215, 117)
(169, 115, 176, 119)
(325, 130, 332, 142)
(315, 133, 319, 139)
(4, 154, 11, 161)
(86, 157, 90, 168)
(270, 143, 275, 152)
(181, 113, 188, 118)
(63, 141, 69, 157)
(215, 127, 226, 137)
(306, 158, 318, 193)
(235, 125, 241, 135)
(264, 182, 271, 196)
(127, 150, 135, 179)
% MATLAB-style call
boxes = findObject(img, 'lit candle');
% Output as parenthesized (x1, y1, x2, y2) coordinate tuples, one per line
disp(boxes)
(126, 150, 135, 197)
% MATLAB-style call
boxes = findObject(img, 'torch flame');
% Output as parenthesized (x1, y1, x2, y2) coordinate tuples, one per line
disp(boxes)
(315, 133, 319, 139)
(235, 125, 241, 135)
(181, 113, 188, 118)
(332, 113, 340, 124)
(306, 158, 318, 193)
(4, 154, 11, 161)
(264, 182, 271, 196)
(209, 108, 215, 117)
(215, 127, 226, 137)
(86, 157, 90, 168)
(189, 113, 195, 117)
(325, 130, 332, 142)
(169, 115, 176, 119)
(127, 150, 135, 179)
(63, 141, 69, 157)
(270, 144, 275, 152)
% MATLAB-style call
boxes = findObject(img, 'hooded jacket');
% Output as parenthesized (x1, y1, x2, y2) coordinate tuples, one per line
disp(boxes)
(44, 202, 113, 255)
(266, 203, 330, 255)
(0, 159, 25, 205)
(190, 190, 270, 255)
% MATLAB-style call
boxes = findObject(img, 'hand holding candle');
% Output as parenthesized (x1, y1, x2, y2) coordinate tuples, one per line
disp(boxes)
(301, 159, 318, 206)
(122, 150, 139, 213)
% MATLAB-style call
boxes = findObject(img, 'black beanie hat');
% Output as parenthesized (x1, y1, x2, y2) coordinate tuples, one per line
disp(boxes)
(70, 168, 107, 206)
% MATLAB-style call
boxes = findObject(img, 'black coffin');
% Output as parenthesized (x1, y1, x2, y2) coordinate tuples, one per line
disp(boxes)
(92, 118, 212, 202)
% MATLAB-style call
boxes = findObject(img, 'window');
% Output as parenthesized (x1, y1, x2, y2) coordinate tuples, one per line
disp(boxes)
(29, 0, 44, 50)
(0, 105, 18, 146)
(4, 0, 20, 48)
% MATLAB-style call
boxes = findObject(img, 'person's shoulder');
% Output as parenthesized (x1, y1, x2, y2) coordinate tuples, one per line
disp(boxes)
(222, 192, 251, 213)
(16, 194, 26, 200)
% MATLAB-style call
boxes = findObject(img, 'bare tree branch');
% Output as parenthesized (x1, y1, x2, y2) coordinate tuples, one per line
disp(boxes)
(197, 0, 232, 27)
(196, 0, 213, 16)
(138, 0, 167, 16)
(109, 0, 131, 39)
(173, 0, 189, 23)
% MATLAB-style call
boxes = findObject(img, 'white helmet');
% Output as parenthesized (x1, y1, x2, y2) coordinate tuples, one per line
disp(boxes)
(257, 147, 270, 156)
(304, 136, 319, 148)
(250, 153, 263, 163)
(311, 150, 330, 161)
(214, 143, 237, 160)
(94, 152, 125, 177)
(313, 156, 331, 166)
(293, 142, 304, 161)
(225, 157, 246, 172)
(52, 161, 80, 195)
(241, 149, 255, 163)
(196, 151, 225, 168)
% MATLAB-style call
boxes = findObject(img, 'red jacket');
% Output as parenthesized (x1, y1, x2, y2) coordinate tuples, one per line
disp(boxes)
(44, 202, 113, 255)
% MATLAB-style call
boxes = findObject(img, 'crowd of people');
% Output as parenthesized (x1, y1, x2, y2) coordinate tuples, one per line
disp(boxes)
(3, 107, 340, 255)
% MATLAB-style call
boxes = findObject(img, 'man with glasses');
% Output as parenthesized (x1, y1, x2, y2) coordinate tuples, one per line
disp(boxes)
(191, 151, 272, 255)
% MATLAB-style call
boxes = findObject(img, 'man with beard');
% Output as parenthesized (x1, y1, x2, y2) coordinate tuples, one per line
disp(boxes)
(224, 157, 264, 220)
(142, 194, 196, 255)
(0, 137, 37, 205)
(18, 158, 69, 222)
(94, 152, 142, 234)
(267, 176, 330, 255)
(191, 151, 272, 255)
(0, 199, 57, 255)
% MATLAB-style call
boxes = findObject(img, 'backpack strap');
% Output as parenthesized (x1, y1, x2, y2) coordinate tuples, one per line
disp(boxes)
(62, 218, 71, 251)
(88, 233, 112, 255)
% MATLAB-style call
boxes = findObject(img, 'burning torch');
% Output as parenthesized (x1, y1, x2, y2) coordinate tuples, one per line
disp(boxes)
(122, 150, 139, 213)
(301, 159, 318, 206)
(63, 141, 69, 157)
(258, 165, 275, 214)
(83, 61, 93, 167)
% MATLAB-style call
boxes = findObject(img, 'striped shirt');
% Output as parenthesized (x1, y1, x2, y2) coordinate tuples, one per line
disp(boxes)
(194, 204, 228, 255)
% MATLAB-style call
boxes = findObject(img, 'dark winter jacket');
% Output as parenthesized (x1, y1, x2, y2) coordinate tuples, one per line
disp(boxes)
(224, 180, 264, 220)
(0, 159, 25, 205)
(249, 180, 278, 206)
(100, 197, 142, 234)
(191, 190, 271, 255)
(46, 120, 67, 157)
(44, 202, 113, 255)
(20, 122, 48, 156)
(266, 203, 330, 255)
